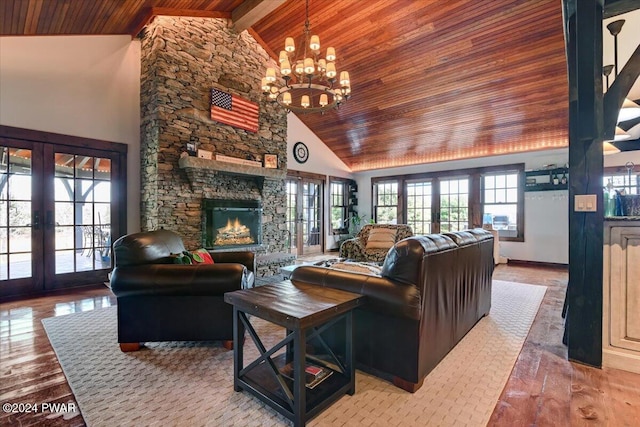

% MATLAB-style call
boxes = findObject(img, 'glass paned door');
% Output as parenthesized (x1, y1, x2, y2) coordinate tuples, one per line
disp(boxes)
(406, 181, 433, 234)
(302, 181, 322, 254)
(286, 176, 324, 256)
(1, 139, 121, 299)
(54, 153, 112, 274)
(285, 180, 298, 255)
(439, 177, 470, 232)
(0, 146, 36, 283)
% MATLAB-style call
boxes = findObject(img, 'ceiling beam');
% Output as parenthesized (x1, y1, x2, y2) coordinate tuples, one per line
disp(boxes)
(128, 7, 231, 38)
(604, 0, 640, 18)
(231, 0, 286, 34)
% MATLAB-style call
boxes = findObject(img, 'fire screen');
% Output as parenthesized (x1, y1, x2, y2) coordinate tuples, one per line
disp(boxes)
(203, 199, 262, 249)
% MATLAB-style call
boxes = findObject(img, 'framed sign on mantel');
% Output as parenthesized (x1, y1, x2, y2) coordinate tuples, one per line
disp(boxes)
(264, 154, 278, 169)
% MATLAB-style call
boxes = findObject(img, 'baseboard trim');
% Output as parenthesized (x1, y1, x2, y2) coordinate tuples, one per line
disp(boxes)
(603, 348, 640, 374)
(506, 259, 568, 269)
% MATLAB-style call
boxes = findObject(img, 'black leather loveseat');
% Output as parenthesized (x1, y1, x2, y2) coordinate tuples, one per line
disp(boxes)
(290, 229, 494, 392)
(110, 229, 255, 352)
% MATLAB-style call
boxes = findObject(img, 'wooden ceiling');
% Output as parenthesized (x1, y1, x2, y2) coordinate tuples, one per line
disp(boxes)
(0, 0, 593, 171)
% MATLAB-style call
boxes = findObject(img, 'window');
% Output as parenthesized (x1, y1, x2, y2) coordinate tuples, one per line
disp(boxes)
(285, 180, 297, 250)
(368, 163, 524, 241)
(604, 172, 639, 195)
(406, 181, 433, 234)
(330, 179, 348, 233)
(374, 181, 398, 224)
(482, 172, 520, 239)
(439, 177, 469, 232)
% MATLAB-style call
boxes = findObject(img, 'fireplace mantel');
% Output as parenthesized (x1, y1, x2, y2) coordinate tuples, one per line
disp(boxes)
(179, 156, 286, 191)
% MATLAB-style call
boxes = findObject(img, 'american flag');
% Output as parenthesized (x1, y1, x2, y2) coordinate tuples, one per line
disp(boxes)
(210, 88, 259, 133)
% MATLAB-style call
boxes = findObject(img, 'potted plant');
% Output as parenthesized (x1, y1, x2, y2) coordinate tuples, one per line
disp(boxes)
(348, 213, 367, 236)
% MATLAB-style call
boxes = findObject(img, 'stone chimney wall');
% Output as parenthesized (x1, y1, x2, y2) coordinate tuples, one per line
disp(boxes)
(140, 16, 288, 256)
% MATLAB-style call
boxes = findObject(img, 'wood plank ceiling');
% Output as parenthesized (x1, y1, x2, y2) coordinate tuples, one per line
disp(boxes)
(1, 0, 570, 171)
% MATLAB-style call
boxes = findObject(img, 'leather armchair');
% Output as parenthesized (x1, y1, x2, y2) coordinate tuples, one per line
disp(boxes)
(110, 229, 255, 352)
(339, 224, 414, 263)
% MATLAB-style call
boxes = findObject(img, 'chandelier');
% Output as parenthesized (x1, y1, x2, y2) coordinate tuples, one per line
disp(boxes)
(261, 0, 351, 114)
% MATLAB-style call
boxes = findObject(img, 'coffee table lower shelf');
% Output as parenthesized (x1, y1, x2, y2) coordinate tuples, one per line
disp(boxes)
(237, 353, 351, 421)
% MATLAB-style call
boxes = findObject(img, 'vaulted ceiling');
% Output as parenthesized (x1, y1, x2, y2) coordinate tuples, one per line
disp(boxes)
(1, 0, 637, 171)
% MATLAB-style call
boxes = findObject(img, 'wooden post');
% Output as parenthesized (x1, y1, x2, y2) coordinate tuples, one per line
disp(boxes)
(563, 0, 603, 367)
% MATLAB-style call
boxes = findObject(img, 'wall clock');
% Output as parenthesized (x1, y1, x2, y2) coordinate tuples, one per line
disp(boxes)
(293, 142, 309, 164)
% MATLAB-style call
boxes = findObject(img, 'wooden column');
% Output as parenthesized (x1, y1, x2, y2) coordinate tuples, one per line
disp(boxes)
(563, 0, 604, 367)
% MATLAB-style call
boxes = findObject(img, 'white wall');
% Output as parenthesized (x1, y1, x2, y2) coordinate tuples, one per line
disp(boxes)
(0, 35, 141, 232)
(604, 150, 640, 167)
(286, 114, 352, 177)
(286, 114, 353, 250)
(353, 149, 570, 264)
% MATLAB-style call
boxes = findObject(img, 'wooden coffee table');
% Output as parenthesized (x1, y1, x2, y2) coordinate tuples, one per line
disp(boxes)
(224, 281, 365, 427)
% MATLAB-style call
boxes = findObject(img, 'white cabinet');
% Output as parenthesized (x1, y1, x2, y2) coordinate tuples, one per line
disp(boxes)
(603, 221, 640, 374)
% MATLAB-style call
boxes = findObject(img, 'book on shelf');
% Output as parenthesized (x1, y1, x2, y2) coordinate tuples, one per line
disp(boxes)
(280, 362, 333, 390)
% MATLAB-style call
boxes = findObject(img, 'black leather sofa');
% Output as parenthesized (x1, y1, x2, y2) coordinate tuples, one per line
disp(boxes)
(110, 229, 255, 352)
(290, 229, 494, 392)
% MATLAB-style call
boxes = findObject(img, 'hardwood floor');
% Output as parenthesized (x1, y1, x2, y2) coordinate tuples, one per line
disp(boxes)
(1, 265, 639, 426)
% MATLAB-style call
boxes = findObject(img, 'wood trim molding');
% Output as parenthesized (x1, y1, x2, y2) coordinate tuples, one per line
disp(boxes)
(286, 170, 326, 182)
(506, 259, 569, 269)
(0, 125, 128, 153)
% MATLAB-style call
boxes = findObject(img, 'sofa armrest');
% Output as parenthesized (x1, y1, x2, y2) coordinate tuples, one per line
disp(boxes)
(339, 238, 366, 261)
(210, 251, 256, 273)
(110, 263, 247, 297)
(291, 266, 421, 320)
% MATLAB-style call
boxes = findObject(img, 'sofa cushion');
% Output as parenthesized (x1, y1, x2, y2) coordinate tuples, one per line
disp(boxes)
(382, 234, 457, 285)
(290, 266, 422, 320)
(113, 229, 186, 267)
(365, 228, 397, 250)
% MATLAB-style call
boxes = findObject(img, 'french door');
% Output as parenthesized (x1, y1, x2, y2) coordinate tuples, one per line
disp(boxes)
(406, 180, 434, 234)
(1, 130, 126, 299)
(438, 177, 470, 232)
(402, 177, 470, 234)
(286, 175, 324, 256)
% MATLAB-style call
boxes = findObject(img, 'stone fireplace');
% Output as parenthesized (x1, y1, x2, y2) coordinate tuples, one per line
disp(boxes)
(139, 16, 288, 275)
(203, 198, 262, 250)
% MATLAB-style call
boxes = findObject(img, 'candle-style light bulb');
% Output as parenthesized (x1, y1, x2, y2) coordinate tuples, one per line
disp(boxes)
(285, 37, 295, 52)
(310, 35, 320, 51)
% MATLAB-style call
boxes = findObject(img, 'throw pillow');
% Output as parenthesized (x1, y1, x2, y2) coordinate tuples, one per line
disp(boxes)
(170, 252, 192, 264)
(365, 228, 397, 250)
(191, 248, 215, 264)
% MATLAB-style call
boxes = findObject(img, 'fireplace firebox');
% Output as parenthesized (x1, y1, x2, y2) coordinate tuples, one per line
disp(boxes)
(203, 199, 262, 249)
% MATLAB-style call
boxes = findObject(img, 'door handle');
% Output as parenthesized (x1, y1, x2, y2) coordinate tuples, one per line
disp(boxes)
(33, 211, 40, 230)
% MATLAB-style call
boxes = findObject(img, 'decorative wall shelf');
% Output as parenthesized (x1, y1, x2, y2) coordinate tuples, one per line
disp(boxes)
(178, 156, 286, 192)
(524, 167, 569, 191)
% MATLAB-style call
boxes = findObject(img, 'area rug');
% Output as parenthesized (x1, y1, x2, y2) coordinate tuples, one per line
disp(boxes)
(42, 280, 546, 427)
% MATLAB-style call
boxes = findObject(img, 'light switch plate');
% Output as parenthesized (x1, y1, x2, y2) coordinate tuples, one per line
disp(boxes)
(575, 194, 597, 212)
